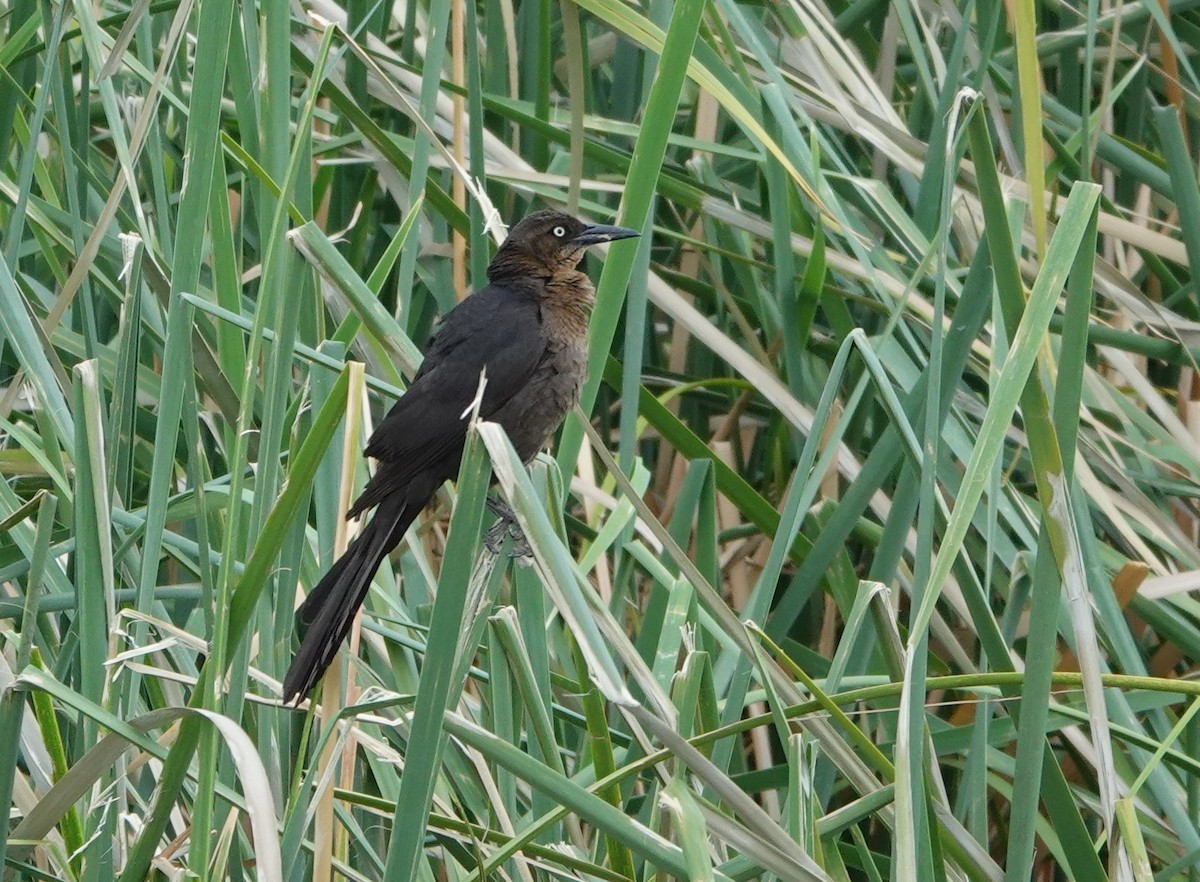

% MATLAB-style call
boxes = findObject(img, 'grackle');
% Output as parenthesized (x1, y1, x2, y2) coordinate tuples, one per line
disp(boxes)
(283, 210, 639, 703)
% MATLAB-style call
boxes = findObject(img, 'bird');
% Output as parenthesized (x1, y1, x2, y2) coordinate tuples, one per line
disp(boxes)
(282, 209, 639, 703)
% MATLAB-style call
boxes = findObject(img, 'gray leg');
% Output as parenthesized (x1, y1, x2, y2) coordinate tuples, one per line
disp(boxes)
(484, 496, 532, 558)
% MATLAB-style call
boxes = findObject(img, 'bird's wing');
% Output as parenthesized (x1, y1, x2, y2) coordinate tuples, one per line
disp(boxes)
(408, 282, 548, 410)
(354, 285, 545, 496)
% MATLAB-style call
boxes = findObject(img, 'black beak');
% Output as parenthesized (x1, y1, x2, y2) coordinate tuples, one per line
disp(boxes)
(572, 223, 640, 246)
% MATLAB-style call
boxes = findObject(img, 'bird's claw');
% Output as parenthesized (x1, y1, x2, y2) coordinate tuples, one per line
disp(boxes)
(507, 532, 533, 560)
(484, 497, 533, 559)
(483, 519, 509, 554)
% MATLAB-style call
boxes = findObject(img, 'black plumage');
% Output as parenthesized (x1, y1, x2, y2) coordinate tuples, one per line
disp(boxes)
(283, 210, 638, 703)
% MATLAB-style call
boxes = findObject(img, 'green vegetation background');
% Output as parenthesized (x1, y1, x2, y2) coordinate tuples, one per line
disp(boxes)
(1, 0, 1199, 879)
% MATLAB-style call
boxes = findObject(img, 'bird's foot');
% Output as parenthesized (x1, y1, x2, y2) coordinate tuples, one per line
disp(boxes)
(484, 497, 533, 559)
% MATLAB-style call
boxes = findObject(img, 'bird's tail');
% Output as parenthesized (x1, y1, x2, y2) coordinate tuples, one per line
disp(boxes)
(282, 496, 417, 703)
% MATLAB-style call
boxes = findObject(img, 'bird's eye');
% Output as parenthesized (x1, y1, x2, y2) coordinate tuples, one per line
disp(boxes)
(553, 225, 567, 238)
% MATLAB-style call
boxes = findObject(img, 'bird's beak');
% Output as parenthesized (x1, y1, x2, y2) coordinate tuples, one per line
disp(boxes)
(572, 223, 641, 246)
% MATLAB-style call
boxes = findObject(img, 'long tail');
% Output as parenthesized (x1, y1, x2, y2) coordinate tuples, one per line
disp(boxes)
(283, 496, 418, 703)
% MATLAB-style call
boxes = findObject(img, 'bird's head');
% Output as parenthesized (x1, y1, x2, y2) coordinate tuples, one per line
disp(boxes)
(487, 210, 639, 281)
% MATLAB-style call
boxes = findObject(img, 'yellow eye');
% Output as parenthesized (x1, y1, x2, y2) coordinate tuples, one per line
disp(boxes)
(553, 225, 567, 238)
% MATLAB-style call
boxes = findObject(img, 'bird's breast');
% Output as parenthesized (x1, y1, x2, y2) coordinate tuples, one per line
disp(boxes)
(494, 340, 587, 462)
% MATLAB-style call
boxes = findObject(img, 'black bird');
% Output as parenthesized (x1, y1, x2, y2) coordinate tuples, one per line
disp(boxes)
(283, 210, 639, 703)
